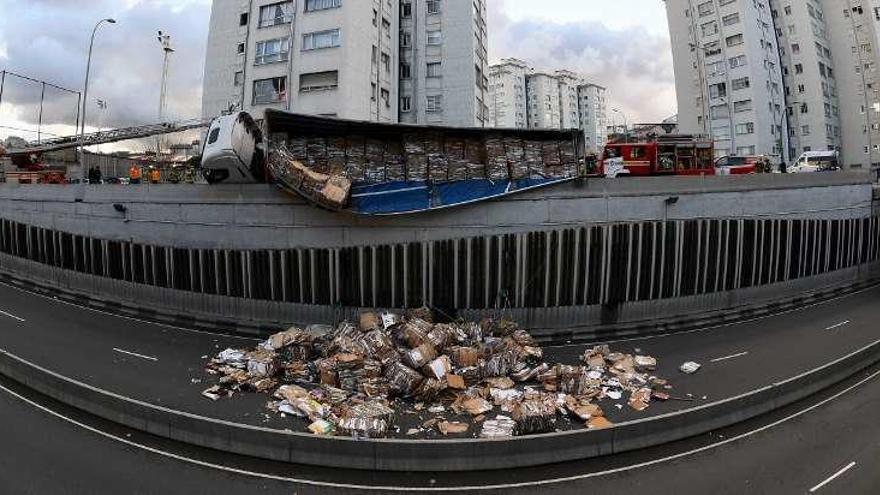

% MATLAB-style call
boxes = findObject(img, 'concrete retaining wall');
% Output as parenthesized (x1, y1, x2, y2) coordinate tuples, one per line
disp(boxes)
(1, 339, 877, 471)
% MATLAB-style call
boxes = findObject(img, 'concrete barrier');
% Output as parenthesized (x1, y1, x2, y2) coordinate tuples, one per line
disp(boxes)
(1, 338, 877, 472)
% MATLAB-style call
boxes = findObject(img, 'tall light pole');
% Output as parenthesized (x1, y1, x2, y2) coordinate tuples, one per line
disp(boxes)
(156, 31, 175, 155)
(80, 18, 116, 175)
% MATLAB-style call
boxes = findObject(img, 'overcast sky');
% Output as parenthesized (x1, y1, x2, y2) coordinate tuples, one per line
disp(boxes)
(0, 0, 676, 142)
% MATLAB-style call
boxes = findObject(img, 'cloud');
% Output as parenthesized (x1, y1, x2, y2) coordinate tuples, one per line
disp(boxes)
(489, 1, 677, 124)
(0, 0, 209, 138)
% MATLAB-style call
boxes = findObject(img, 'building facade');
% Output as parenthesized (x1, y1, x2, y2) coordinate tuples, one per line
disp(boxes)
(202, 0, 486, 127)
(666, 0, 790, 159)
(772, 0, 841, 159)
(487, 58, 529, 128)
(487, 60, 608, 153)
(578, 83, 609, 153)
(824, 0, 880, 169)
(398, 0, 489, 127)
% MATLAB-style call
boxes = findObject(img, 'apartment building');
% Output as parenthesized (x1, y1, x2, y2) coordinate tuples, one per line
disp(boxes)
(824, 0, 880, 169)
(202, 0, 486, 127)
(578, 83, 609, 153)
(487, 58, 529, 128)
(772, 0, 841, 159)
(666, 0, 790, 159)
(398, 0, 490, 127)
(487, 60, 608, 153)
(526, 73, 564, 129)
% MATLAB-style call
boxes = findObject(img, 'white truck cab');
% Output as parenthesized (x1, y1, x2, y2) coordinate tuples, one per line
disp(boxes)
(200, 112, 265, 184)
(789, 151, 839, 174)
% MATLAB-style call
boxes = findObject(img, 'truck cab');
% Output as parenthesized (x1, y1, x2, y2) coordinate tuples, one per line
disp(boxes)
(200, 112, 265, 184)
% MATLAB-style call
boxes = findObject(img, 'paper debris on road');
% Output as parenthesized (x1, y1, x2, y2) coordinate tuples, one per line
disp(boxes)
(679, 361, 702, 374)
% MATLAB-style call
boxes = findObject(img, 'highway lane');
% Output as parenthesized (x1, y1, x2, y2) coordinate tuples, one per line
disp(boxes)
(1, 357, 879, 494)
(0, 281, 879, 429)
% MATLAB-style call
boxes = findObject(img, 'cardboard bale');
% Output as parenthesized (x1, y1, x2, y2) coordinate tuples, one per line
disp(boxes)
(449, 346, 482, 368)
(326, 136, 347, 172)
(344, 134, 366, 181)
(307, 136, 328, 172)
(481, 415, 516, 438)
(513, 396, 557, 435)
(404, 343, 438, 369)
(385, 362, 424, 397)
(359, 311, 382, 332)
(358, 330, 400, 365)
(464, 138, 487, 179)
(384, 141, 406, 182)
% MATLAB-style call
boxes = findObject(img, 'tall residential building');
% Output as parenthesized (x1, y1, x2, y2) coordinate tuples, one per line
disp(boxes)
(666, 0, 789, 159)
(201, 0, 486, 127)
(824, 0, 880, 169)
(526, 73, 563, 129)
(488, 60, 608, 153)
(487, 58, 529, 128)
(771, 0, 841, 159)
(578, 83, 609, 153)
(398, 0, 489, 127)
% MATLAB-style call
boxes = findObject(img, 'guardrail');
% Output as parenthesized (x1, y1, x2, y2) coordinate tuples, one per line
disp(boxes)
(1, 338, 877, 471)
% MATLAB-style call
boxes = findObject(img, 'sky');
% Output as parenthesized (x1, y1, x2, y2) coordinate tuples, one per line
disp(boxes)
(0, 0, 677, 144)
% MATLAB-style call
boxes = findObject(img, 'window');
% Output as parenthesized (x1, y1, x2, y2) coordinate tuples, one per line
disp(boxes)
(400, 62, 411, 79)
(726, 34, 744, 47)
(733, 99, 752, 112)
(735, 122, 754, 135)
(237, 43, 245, 54)
(299, 71, 338, 92)
(207, 128, 220, 144)
(731, 77, 750, 90)
(427, 0, 441, 14)
(304, 0, 341, 12)
(381, 88, 390, 107)
(401, 2, 412, 18)
(253, 77, 287, 104)
(427, 30, 442, 45)
(697, 1, 713, 16)
(401, 96, 412, 112)
(709, 82, 727, 98)
(722, 13, 740, 26)
(302, 29, 340, 50)
(401, 31, 412, 47)
(259, 2, 293, 28)
(802, 125, 810, 136)
(426, 95, 443, 112)
(240, 13, 249, 26)
(795, 63, 803, 74)
(233, 71, 244, 86)
(701, 21, 718, 36)
(729, 55, 747, 68)
(382, 52, 391, 74)
(426, 62, 442, 78)
(254, 38, 290, 65)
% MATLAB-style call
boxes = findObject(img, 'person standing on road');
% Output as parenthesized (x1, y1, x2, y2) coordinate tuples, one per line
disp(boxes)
(149, 166, 161, 184)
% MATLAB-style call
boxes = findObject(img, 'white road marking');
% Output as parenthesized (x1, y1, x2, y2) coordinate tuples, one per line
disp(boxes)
(1, 360, 878, 491)
(0, 310, 25, 322)
(0, 280, 258, 342)
(826, 321, 851, 331)
(710, 351, 749, 363)
(809, 461, 856, 493)
(112, 348, 158, 362)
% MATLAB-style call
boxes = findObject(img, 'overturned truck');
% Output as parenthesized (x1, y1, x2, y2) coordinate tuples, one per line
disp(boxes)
(201, 110, 588, 215)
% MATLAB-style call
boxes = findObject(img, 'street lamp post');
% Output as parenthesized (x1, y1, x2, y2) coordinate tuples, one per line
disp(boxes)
(80, 18, 116, 177)
(156, 31, 175, 155)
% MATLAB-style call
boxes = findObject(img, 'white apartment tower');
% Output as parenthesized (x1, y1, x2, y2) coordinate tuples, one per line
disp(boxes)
(527, 73, 563, 129)
(578, 83, 609, 153)
(556, 70, 583, 129)
(771, 0, 841, 159)
(824, 0, 880, 169)
(202, 0, 487, 127)
(398, 0, 490, 127)
(487, 58, 529, 128)
(666, 0, 789, 158)
(488, 60, 609, 153)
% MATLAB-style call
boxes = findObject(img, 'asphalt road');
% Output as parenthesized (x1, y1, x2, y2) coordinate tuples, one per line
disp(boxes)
(1, 355, 878, 494)
(0, 281, 878, 431)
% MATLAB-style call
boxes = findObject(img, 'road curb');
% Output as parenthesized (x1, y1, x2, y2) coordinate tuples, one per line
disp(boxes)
(1, 339, 878, 472)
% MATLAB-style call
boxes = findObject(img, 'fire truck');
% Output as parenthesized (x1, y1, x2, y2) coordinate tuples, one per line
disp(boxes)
(600, 135, 715, 178)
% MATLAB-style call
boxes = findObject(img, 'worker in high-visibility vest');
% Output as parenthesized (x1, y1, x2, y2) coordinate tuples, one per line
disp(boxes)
(149, 167, 161, 184)
(129, 165, 142, 184)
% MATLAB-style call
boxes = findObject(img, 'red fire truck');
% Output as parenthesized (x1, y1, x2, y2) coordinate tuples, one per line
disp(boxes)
(600, 135, 715, 178)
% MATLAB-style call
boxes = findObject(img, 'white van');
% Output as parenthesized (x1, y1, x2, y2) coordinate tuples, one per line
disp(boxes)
(200, 112, 265, 184)
(789, 151, 839, 173)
